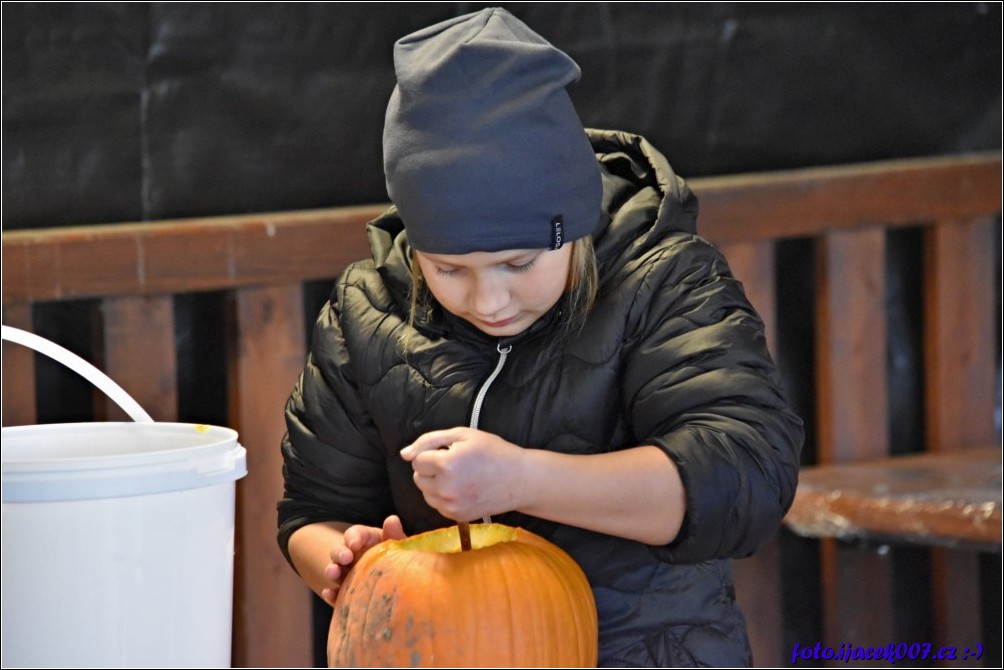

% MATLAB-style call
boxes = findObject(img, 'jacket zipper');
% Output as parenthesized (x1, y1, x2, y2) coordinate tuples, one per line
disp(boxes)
(469, 341, 513, 524)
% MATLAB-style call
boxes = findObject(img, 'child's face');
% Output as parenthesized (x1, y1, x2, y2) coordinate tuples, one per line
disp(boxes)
(415, 245, 572, 337)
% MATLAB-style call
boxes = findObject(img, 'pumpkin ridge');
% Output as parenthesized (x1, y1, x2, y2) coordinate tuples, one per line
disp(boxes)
(527, 541, 566, 665)
(493, 543, 519, 665)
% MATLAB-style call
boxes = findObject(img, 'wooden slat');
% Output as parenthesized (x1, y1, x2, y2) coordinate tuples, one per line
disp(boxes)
(815, 228, 889, 464)
(2, 206, 382, 303)
(923, 217, 997, 451)
(815, 228, 894, 650)
(4, 154, 999, 303)
(1, 302, 37, 427)
(930, 553, 984, 669)
(697, 152, 1001, 244)
(923, 216, 998, 664)
(98, 295, 178, 422)
(228, 284, 313, 668)
(829, 544, 896, 660)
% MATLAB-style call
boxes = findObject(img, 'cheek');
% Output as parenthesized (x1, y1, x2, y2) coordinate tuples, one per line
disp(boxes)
(527, 258, 571, 305)
(423, 273, 465, 310)
(510, 275, 560, 314)
(535, 278, 567, 308)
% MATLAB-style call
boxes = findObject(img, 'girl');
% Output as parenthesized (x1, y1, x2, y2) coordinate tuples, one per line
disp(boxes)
(278, 8, 803, 666)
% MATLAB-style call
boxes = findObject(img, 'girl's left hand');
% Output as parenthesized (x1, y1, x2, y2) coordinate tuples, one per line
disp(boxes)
(400, 427, 525, 522)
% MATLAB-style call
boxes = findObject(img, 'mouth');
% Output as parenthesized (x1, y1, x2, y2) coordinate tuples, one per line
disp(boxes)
(480, 315, 517, 329)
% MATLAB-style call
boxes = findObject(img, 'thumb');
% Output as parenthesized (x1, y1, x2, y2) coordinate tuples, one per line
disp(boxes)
(383, 515, 406, 541)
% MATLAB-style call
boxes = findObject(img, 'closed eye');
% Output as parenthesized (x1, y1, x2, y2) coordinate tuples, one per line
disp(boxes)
(506, 257, 538, 273)
(506, 255, 538, 273)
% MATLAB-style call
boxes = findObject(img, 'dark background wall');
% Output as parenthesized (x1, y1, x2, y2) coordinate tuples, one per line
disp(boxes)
(3, 2, 1001, 666)
(3, 2, 1000, 228)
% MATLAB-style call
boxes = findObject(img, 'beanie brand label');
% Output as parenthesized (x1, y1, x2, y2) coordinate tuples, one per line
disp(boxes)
(551, 216, 564, 250)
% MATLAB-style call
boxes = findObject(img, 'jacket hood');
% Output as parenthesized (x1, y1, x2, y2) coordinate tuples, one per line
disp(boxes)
(587, 129, 698, 282)
(589, 128, 697, 239)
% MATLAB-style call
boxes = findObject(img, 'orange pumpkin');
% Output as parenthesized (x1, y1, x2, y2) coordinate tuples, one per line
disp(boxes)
(327, 523, 598, 668)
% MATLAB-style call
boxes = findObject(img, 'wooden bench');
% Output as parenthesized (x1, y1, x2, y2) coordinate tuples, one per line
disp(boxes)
(785, 445, 1001, 552)
(3, 152, 1000, 666)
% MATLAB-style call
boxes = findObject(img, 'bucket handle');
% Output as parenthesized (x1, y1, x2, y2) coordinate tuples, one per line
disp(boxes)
(2, 325, 154, 423)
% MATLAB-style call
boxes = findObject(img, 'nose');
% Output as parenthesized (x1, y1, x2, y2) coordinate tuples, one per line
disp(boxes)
(470, 272, 509, 318)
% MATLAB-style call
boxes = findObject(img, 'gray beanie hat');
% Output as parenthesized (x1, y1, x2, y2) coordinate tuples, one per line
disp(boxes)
(383, 7, 602, 254)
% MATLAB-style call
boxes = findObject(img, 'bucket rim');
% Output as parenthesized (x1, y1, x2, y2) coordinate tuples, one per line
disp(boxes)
(1, 422, 247, 502)
(1, 422, 240, 472)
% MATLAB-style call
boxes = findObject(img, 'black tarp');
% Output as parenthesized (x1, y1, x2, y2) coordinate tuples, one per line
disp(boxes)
(3, 2, 1000, 228)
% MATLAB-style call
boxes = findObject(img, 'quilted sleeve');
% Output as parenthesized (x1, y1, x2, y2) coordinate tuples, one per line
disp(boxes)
(276, 271, 395, 567)
(622, 233, 803, 562)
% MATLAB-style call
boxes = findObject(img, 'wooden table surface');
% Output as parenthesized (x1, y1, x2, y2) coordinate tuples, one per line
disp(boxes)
(783, 446, 1002, 552)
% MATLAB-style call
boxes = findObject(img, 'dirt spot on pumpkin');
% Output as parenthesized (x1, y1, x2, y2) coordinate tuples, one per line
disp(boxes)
(364, 586, 396, 645)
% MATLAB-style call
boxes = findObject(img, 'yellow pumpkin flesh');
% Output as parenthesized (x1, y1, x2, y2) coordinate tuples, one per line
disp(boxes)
(327, 523, 598, 668)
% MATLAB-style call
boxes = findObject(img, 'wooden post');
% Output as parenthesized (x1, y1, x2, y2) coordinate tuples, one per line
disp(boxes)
(815, 228, 895, 650)
(98, 295, 178, 422)
(924, 217, 998, 664)
(1, 302, 37, 427)
(228, 284, 314, 667)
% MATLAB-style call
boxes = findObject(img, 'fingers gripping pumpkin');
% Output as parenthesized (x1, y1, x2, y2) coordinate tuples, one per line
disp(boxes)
(327, 523, 598, 668)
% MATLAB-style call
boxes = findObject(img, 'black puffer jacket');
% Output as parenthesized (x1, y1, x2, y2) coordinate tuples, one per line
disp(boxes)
(279, 129, 803, 667)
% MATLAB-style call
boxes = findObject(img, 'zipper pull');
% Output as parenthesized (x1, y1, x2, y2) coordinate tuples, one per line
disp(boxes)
(469, 342, 512, 431)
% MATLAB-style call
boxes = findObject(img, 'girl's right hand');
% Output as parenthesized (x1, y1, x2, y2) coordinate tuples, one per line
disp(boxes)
(321, 515, 405, 606)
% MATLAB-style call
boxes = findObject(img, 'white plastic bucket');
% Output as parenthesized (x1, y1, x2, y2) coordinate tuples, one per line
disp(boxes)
(1, 327, 247, 668)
